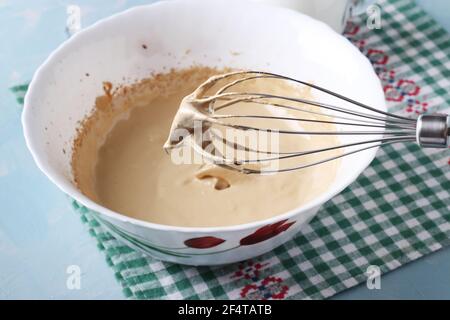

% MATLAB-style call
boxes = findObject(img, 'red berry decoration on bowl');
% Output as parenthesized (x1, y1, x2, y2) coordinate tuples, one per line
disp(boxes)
(240, 220, 296, 246)
(184, 236, 225, 249)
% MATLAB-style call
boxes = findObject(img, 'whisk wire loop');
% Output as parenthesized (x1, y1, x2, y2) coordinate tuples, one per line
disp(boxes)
(165, 71, 449, 174)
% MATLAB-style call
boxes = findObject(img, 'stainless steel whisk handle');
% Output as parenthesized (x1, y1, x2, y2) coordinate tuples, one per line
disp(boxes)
(416, 114, 450, 148)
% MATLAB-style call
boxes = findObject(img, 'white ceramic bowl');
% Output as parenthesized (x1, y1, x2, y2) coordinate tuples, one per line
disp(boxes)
(22, 0, 386, 265)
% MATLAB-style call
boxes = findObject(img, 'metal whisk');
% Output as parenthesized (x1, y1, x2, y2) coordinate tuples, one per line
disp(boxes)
(164, 71, 449, 174)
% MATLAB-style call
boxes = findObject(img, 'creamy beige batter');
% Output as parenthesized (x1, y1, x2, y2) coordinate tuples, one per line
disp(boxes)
(72, 67, 341, 227)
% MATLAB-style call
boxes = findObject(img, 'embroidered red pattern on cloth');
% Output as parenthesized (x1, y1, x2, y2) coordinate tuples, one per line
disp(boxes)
(346, 21, 429, 115)
(345, 21, 449, 168)
(230, 260, 289, 300)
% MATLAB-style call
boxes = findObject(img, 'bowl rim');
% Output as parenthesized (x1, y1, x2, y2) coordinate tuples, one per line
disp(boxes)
(22, 0, 386, 234)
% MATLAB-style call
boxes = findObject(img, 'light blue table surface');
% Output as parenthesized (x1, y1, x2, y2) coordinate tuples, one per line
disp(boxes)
(0, 0, 449, 300)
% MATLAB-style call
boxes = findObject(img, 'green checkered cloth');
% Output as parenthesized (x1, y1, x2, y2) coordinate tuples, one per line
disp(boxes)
(14, 0, 450, 299)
